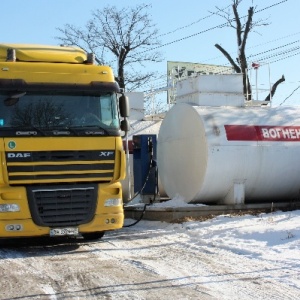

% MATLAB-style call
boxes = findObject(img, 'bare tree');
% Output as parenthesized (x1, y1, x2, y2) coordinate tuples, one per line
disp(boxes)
(56, 4, 162, 92)
(213, 0, 285, 101)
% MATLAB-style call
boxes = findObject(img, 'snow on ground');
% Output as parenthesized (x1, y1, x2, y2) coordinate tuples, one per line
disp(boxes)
(150, 207, 300, 272)
(150, 198, 300, 278)
(0, 207, 299, 299)
(122, 207, 300, 298)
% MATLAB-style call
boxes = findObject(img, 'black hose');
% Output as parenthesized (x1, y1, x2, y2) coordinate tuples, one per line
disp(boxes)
(122, 203, 149, 228)
(123, 155, 158, 228)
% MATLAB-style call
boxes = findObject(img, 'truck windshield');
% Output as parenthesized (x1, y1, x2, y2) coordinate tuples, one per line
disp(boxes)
(0, 92, 120, 136)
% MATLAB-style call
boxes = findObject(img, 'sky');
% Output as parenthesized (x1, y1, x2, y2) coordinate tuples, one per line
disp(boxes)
(0, 0, 299, 107)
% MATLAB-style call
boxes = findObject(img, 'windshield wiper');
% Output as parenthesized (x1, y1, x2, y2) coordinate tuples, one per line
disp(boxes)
(4, 92, 27, 106)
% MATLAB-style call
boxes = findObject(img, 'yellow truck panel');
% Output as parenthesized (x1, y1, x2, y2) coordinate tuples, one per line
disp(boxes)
(0, 44, 87, 63)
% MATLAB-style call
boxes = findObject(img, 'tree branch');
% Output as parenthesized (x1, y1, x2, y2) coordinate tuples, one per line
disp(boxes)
(265, 75, 285, 101)
(215, 44, 241, 73)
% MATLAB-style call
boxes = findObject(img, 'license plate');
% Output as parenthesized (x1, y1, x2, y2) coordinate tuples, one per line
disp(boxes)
(50, 227, 79, 237)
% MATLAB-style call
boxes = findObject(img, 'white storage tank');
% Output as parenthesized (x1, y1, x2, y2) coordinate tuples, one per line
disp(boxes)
(157, 103, 300, 204)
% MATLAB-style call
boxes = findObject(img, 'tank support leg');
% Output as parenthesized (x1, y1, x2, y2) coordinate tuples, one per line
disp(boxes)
(223, 182, 245, 204)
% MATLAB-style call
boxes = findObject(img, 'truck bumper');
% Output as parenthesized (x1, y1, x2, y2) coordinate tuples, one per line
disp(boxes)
(0, 211, 124, 238)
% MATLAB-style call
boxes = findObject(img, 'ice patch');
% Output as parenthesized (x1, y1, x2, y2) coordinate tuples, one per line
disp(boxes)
(41, 285, 57, 300)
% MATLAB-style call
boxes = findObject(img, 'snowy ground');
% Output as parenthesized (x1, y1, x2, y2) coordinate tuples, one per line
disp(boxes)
(0, 208, 299, 299)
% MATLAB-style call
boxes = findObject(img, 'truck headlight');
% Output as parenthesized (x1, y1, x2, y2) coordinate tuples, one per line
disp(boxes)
(0, 204, 20, 212)
(104, 198, 122, 207)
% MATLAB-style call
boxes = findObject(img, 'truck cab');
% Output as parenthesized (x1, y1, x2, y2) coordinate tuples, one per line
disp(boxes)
(0, 44, 129, 239)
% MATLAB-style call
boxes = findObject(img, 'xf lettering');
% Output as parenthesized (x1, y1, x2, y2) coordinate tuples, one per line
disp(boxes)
(99, 151, 114, 157)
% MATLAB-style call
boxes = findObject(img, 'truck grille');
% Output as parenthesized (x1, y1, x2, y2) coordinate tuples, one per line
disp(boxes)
(5, 150, 115, 184)
(27, 184, 98, 227)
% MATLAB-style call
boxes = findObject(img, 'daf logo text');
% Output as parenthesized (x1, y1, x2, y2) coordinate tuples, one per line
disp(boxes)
(7, 153, 31, 158)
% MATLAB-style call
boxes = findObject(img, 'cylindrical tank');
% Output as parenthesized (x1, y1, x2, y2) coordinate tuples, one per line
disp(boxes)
(158, 103, 300, 203)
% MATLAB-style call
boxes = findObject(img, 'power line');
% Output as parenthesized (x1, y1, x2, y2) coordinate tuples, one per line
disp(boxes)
(143, 39, 300, 88)
(140, 1, 293, 90)
(247, 31, 300, 51)
(267, 49, 300, 64)
(137, 0, 289, 55)
(255, 0, 288, 13)
(279, 84, 300, 105)
(138, 22, 228, 55)
(142, 50, 300, 92)
(199, 32, 300, 64)
(248, 40, 300, 59)
(157, 4, 231, 38)
(257, 45, 300, 62)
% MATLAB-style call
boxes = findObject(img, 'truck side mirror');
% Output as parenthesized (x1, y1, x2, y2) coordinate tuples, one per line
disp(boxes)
(119, 95, 130, 118)
(120, 119, 130, 132)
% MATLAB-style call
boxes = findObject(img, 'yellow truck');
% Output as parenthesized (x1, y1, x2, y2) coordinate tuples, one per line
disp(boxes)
(0, 44, 129, 239)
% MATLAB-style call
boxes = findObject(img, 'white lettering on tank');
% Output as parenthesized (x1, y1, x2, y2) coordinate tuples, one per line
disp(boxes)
(282, 129, 290, 138)
(269, 128, 278, 138)
(289, 129, 296, 139)
(261, 128, 270, 138)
